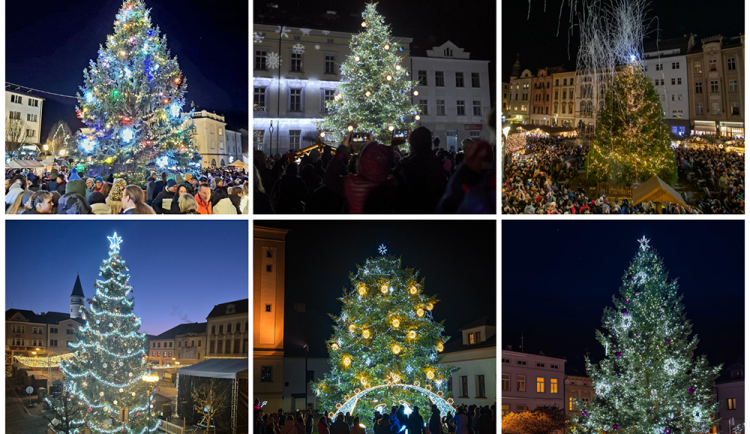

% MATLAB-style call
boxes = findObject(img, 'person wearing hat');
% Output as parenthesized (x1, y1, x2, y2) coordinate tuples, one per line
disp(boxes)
(395, 126, 447, 213)
(85, 178, 95, 201)
(66, 172, 87, 198)
(152, 178, 177, 214)
(211, 176, 229, 207)
(93, 176, 105, 194)
(146, 172, 157, 205)
(88, 192, 111, 214)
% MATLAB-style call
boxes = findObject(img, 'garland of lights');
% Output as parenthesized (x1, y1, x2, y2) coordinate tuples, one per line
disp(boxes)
(15, 353, 76, 367)
(333, 382, 456, 419)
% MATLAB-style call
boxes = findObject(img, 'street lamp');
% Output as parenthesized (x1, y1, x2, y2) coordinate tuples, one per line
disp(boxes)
(142, 374, 159, 433)
(303, 344, 309, 412)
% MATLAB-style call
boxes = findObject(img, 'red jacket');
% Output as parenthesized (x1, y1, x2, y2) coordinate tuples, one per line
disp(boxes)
(195, 193, 213, 214)
(344, 143, 397, 213)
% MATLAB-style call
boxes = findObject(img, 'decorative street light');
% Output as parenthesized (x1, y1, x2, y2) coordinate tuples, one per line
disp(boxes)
(142, 374, 159, 433)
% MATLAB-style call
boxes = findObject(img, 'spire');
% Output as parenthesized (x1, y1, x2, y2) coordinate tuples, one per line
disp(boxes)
(71, 273, 85, 297)
(511, 53, 522, 79)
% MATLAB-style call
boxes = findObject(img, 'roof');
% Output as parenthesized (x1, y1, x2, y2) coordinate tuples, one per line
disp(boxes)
(688, 34, 744, 54)
(716, 356, 744, 383)
(442, 334, 497, 354)
(6, 309, 43, 323)
(632, 175, 688, 207)
(177, 358, 249, 379)
(151, 322, 207, 340)
(643, 36, 691, 54)
(459, 315, 496, 330)
(5, 83, 47, 100)
(5, 309, 84, 325)
(207, 299, 248, 319)
(41, 312, 84, 325)
(71, 274, 85, 297)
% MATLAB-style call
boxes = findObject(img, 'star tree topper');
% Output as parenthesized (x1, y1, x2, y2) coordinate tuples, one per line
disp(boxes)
(378, 244, 387, 256)
(108, 232, 123, 250)
(638, 236, 651, 251)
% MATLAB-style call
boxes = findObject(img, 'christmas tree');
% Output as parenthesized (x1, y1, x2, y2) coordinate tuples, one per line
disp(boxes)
(59, 232, 158, 434)
(571, 237, 721, 434)
(318, 3, 420, 144)
(74, 0, 200, 174)
(314, 245, 458, 417)
(586, 64, 677, 185)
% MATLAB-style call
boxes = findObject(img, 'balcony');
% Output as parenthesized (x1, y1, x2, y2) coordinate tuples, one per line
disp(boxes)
(254, 105, 268, 113)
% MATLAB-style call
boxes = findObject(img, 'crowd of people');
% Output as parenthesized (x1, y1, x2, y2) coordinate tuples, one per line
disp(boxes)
(255, 401, 496, 434)
(254, 125, 496, 214)
(5, 167, 248, 214)
(502, 134, 744, 214)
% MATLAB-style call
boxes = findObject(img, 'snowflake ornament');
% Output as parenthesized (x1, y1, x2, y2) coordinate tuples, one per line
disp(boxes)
(378, 244, 387, 255)
(638, 236, 651, 251)
(299, 28, 311, 35)
(253, 32, 265, 43)
(634, 271, 648, 284)
(266, 52, 281, 70)
(276, 26, 290, 38)
(292, 43, 305, 55)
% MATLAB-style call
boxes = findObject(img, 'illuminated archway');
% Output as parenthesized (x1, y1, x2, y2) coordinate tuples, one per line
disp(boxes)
(333, 382, 456, 419)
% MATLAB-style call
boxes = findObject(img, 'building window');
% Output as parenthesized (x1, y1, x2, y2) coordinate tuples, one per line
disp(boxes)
(502, 374, 510, 391)
(537, 363, 545, 368)
(673, 110, 684, 118)
(569, 397, 575, 411)
(265, 304, 272, 312)
(655, 64, 662, 71)
(476, 375, 486, 398)
(521, 105, 526, 112)
(261, 366, 273, 382)
(455, 72, 464, 87)
(729, 80, 738, 92)
(234, 339, 241, 353)
(10, 95, 22, 104)
(418, 100, 428, 115)
(471, 73, 480, 88)
(26, 129, 36, 138)
(727, 58, 736, 70)
(289, 89, 302, 112)
(710, 81, 719, 93)
(50, 339, 58, 347)
(290, 52, 303, 72)
(517, 360, 527, 366)
(435, 71, 444, 87)
(227, 323, 233, 334)
(26, 114, 38, 122)
(731, 102, 740, 115)
(474, 331, 481, 343)
(255, 49, 267, 70)
(537, 377, 545, 393)
(551, 378, 558, 393)
(517, 375, 526, 392)
(460, 376, 468, 397)
(50, 328, 58, 334)
(671, 78, 675, 86)
(711, 102, 721, 115)
(696, 82, 702, 94)
(321, 89, 335, 113)
(728, 398, 737, 410)
(694, 62, 702, 73)
(254, 87, 266, 109)
(502, 358, 510, 364)
(468, 333, 474, 345)
(447, 377, 452, 392)
(709, 59, 717, 71)
(418, 70, 427, 86)
(457, 100, 465, 116)
(678, 78, 682, 85)
(9, 111, 21, 120)
(28, 98, 39, 107)
(211, 326, 215, 334)
(554, 102, 559, 113)
(289, 130, 301, 149)
(437, 100, 445, 116)
(324, 55, 336, 74)
(672, 61, 680, 69)
(501, 405, 510, 417)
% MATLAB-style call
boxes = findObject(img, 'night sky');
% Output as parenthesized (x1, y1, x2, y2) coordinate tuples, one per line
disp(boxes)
(253, 0, 497, 102)
(6, 0, 249, 141)
(254, 220, 497, 359)
(501, 0, 745, 81)
(502, 221, 744, 375)
(5, 221, 248, 336)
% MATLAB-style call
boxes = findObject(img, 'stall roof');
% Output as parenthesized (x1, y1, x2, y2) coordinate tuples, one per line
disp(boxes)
(632, 175, 687, 207)
(177, 358, 248, 379)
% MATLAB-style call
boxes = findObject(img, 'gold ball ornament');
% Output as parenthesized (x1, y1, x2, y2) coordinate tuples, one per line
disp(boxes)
(100, 392, 104, 397)
(355, 56, 361, 61)
(392, 345, 401, 355)
(396, 65, 402, 70)
(358, 285, 367, 296)
(384, 44, 390, 50)
(413, 90, 419, 96)
(347, 125, 354, 131)
(119, 388, 124, 393)
(360, 377, 368, 386)
(388, 125, 395, 131)
(361, 22, 367, 27)
(408, 331, 417, 339)
(415, 115, 421, 121)
(426, 303, 434, 311)
(332, 343, 339, 351)
(381, 284, 389, 294)
(392, 319, 400, 328)
(362, 329, 371, 339)
(437, 342, 444, 352)
(320, 132, 326, 138)
(417, 308, 425, 317)
(365, 91, 372, 97)
(386, 75, 393, 81)
(426, 371, 435, 380)
(348, 324, 356, 333)
(409, 286, 418, 295)
(343, 356, 352, 367)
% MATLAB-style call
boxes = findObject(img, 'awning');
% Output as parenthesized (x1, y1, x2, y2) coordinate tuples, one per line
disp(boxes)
(176, 358, 248, 379)
(632, 176, 687, 207)
(228, 160, 246, 168)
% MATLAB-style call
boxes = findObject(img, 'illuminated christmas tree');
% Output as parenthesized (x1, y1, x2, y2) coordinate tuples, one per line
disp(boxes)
(570, 237, 721, 434)
(59, 232, 159, 434)
(318, 3, 420, 144)
(74, 0, 200, 174)
(586, 64, 677, 185)
(314, 245, 458, 417)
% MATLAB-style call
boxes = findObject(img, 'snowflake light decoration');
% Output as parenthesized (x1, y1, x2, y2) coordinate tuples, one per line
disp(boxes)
(299, 28, 311, 35)
(638, 236, 651, 251)
(292, 43, 305, 55)
(253, 32, 265, 43)
(665, 358, 679, 376)
(595, 382, 611, 396)
(315, 44, 321, 50)
(634, 271, 648, 284)
(155, 156, 169, 168)
(276, 26, 290, 38)
(378, 244, 387, 256)
(622, 315, 632, 330)
(266, 52, 281, 70)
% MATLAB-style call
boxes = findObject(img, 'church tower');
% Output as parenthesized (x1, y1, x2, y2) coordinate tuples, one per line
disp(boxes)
(511, 53, 522, 79)
(70, 274, 85, 319)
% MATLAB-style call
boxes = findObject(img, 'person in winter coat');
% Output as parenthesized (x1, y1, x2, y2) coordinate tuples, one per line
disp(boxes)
(152, 172, 167, 202)
(395, 127, 448, 213)
(330, 414, 350, 434)
(121, 185, 155, 214)
(146, 172, 157, 205)
(318, 417, 330, 434)
(280, 417, 296, 434)
(195, 183, 213, 214)
(152, 178, 177, 214)
(93, 176, 105, 194)
(47, 172, 59, 193)
(443, 413, 455, 433)
(350, 418, 365, 434)
(212, 177, 229, 207)
(106, 178, 127, 214)
(178, 194, 200, 214)
(24, 191, 53, 214)
(407, 407, 425, 434)
(295, 417, 306, 434)
(472, 408, 493, 434)
(397, 406, 408, 428)
(271, 162, 308, 213)
(429, 406, 444, 434)
(9, 190, 33, 214)
(88, 192, 112, 214)
(449, 409, 468, 434)
(376, 415, 392, 434)
(85, 178, 95, 201)
(343, 140, 398, 213)
(170, 185, 189, 214)
(5, 175, 26, 209)
(66, 174, 87, 198)
(214, 194, 239, 214)
(58, 193, 92, 214)
(55, 174, 67, 195)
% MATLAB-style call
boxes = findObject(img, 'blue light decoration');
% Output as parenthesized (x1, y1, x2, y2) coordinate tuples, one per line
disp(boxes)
(169, 102, 181, 118)
(107, 232, 123, 250)
(121, 128, 134, 143)
(399, 46, 403, 51)
(85, 91, 96, 103)
(81, 136, 97, 153)
(155, 156, 168, 168)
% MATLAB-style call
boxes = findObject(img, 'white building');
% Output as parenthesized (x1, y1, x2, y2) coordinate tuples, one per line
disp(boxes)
(252, 23, 412, 155)
(501, 348, 566, 419)
(282, 356, 331, 413)
(5, 86, 44, 146)
(225, 129, 244, 165)
(715, 358, 744, 434)
(643, 35, 695, 136)
(410, 41, 492, 150)
(191, 110, 231, 168)
(440, 316, 496, 407)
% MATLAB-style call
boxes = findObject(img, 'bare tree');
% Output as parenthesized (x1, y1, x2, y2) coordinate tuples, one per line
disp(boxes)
(43, 387, 85, 434)
(191, 380, 229, 433)
(46, 120, 74, 156)
(6, 118, 31, 153)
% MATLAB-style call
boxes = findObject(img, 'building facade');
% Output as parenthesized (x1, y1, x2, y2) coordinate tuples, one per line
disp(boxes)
(644, 35, 694, 136)
(715, 358, 744, 434)
(5, 87, 44, 147)
(686, 34, 745, 137)
(502, 82, 510, 112)
(225, 129, 244, 165)
(148, 323, 207, 368)
(191, 110, 233, 168)
(508, 69, 533, 124)
(282, 357, 331, 413)
(411, 41, 492, 149)
(530, 68, 565, 126)
(564, 375, 594, 419)
(501, 348, 566, 417)
(440, 316, 497, 407)
(551, 70, 576, 127)
(206, 299, 249, 359)
(254, 226, 289, 412)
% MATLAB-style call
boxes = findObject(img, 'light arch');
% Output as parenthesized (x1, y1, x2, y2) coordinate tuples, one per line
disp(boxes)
(332, 382, 456, 419)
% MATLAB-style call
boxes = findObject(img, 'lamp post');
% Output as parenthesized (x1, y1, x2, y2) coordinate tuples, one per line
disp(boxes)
(143, 374, 159, 433)
(302, 344, 309, 412)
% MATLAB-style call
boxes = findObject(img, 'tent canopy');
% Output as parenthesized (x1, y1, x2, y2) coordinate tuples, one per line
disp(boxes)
(177, 358, 248, 379)
(228, 160, 246, 168)
(632, 175, 687, 207)
(8, 160, 45, 168)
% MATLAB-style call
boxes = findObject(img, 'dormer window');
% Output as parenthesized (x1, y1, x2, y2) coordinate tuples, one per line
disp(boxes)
(226, 304, 236, 315)
(444, 48, 453, 57)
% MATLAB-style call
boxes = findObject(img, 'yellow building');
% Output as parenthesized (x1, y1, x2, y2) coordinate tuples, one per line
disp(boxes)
(254, 226, 288, 413)
(551, 71, 577, 127)
(564, 375, 594, 418)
